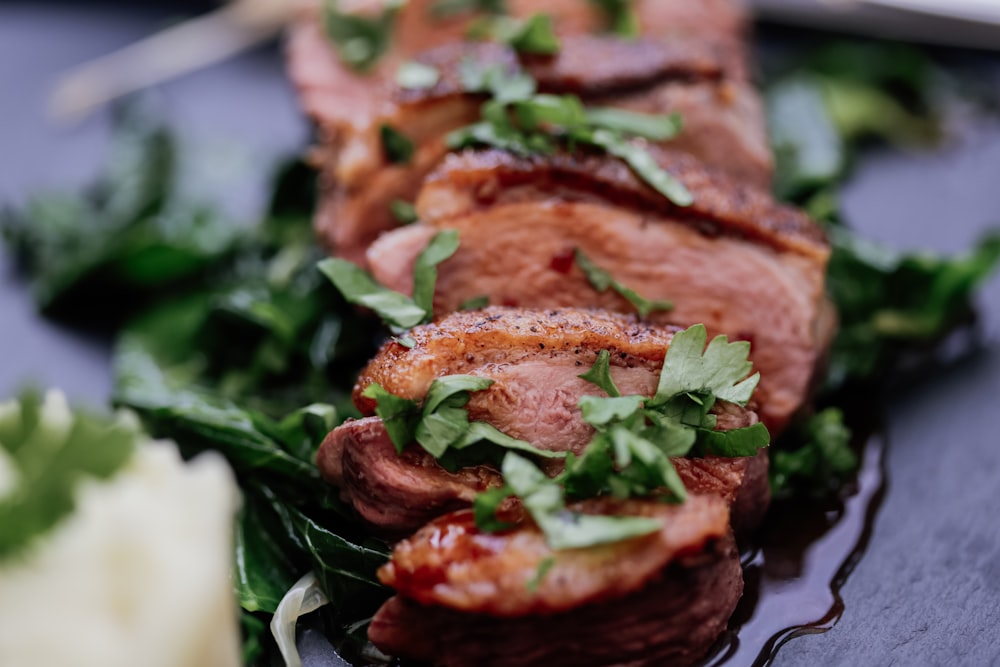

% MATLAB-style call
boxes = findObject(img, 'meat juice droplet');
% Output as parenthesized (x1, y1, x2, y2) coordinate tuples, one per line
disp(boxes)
(699, 421, 888, 667)
(549, 248, 576, 274)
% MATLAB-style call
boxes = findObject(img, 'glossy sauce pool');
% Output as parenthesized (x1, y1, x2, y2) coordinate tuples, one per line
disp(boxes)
(703, 428, 887, 666)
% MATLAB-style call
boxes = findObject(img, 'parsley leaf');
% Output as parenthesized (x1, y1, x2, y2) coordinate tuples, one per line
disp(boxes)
(430, 0, 506, 18)
(360, 384, 421, 454)
(389, 199, 418, 224)
(466, 14, 560, 55)
(322, 0, 403, 71)
(577, 349, 621, 397)
(380, 124, 415, 164)
(574, 248, 673, 317)
(459, 295, 490, 310)
(476, 324, 771, 549)
(506, 14, 561, 55)
(588, 0, 639, 38)
(448, 66, 693, 207)
(360, 377, 564, 463)
(396, 61, 441, 90)
(585, 108, 682, 142)
(583, 129, 693, 206)
(654, 324, 760, 406)
(0, 391, 139, 561)
(318, 230, 458, 332)
(501, 452, 661, 550)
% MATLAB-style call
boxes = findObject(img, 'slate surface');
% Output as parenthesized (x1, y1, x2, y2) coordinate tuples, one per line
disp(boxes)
(1, 4, 998, 666)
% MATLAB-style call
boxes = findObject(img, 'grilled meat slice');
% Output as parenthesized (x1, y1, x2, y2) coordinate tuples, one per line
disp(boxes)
(317, 416, 505, 535)
(367, 150, 830, 432)
(353, 307, 757, 453)
(287, 0, 766, 263)
(318, 308, 769, 535)
(370, 497, 742, 666)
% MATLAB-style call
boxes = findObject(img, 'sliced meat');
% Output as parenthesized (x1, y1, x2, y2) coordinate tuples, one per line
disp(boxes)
(370, 497, 742, 666)
(676, 449, 769, 538)
(367, 150, 830, 432)
(318, 308, 769, 535)
(317, 416, 505, 534)
(353, 307, 758, 454)
(287, 0, 766, 262)
(354, 307, 677, 435)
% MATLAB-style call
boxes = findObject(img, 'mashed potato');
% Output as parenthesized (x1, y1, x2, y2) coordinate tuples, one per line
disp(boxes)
(0, 392, 241, 667)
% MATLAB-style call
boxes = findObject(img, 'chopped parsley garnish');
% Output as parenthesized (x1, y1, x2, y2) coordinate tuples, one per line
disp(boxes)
(459, 295, 490, 310)
(475, 324, 770, 549)
(430, 0, 506, 19)
(470, 14, 561, 55)
(574, 248, 673, 317)
(396, 61, 441, 90)
(0, 391, 139, 561)
(362, 377, 565, 468)
(380, 124, 415, 164)
(317, 229, 458, 332)
(447, 66, 693, 206)
(389, 199, 418, 224)
(322, 0, 404, 71)
(588, 0, 639, 38)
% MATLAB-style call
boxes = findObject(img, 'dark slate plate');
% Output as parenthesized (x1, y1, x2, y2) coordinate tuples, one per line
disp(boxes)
(1, 5, 998, 666)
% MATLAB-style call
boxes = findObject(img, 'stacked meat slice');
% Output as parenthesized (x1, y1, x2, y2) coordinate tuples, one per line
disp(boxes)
(371, 497, 742, 667)
(287, 0, 772, 265)
(288, 1, 832, 665)
(319, 308, 769, 537)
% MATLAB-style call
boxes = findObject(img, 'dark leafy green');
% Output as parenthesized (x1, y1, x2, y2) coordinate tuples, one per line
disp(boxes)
(0, 105, 241, 318)
(770, 408, 858, 499)
(826, 229, 1000, 387)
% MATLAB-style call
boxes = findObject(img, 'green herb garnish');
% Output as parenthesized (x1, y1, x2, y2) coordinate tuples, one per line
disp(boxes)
(389, 199, 418, 224)
(322, 0, 403, 71)
(362, 377, 565, 466)
(396, 61, 441, 90)
(430, 0, 506, 19)
(588, 0, 639, 38)
(574, 248, 673, 317)
(380, 124, 415, 164)
(0, 391, 139, 561)
(447, 67, 693, 206)
(459, 295, 490, 310)
(511, 14, 560, 55)
(475, 324, 769, 549)
(318, 229, 459, 332)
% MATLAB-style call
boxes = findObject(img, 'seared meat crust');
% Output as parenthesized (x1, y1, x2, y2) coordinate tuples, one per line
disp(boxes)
(286, 0, 768, 262)
(318, 308, 769, 535)
(368, 154, 829, 431)
(370, 498, 742, 667)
